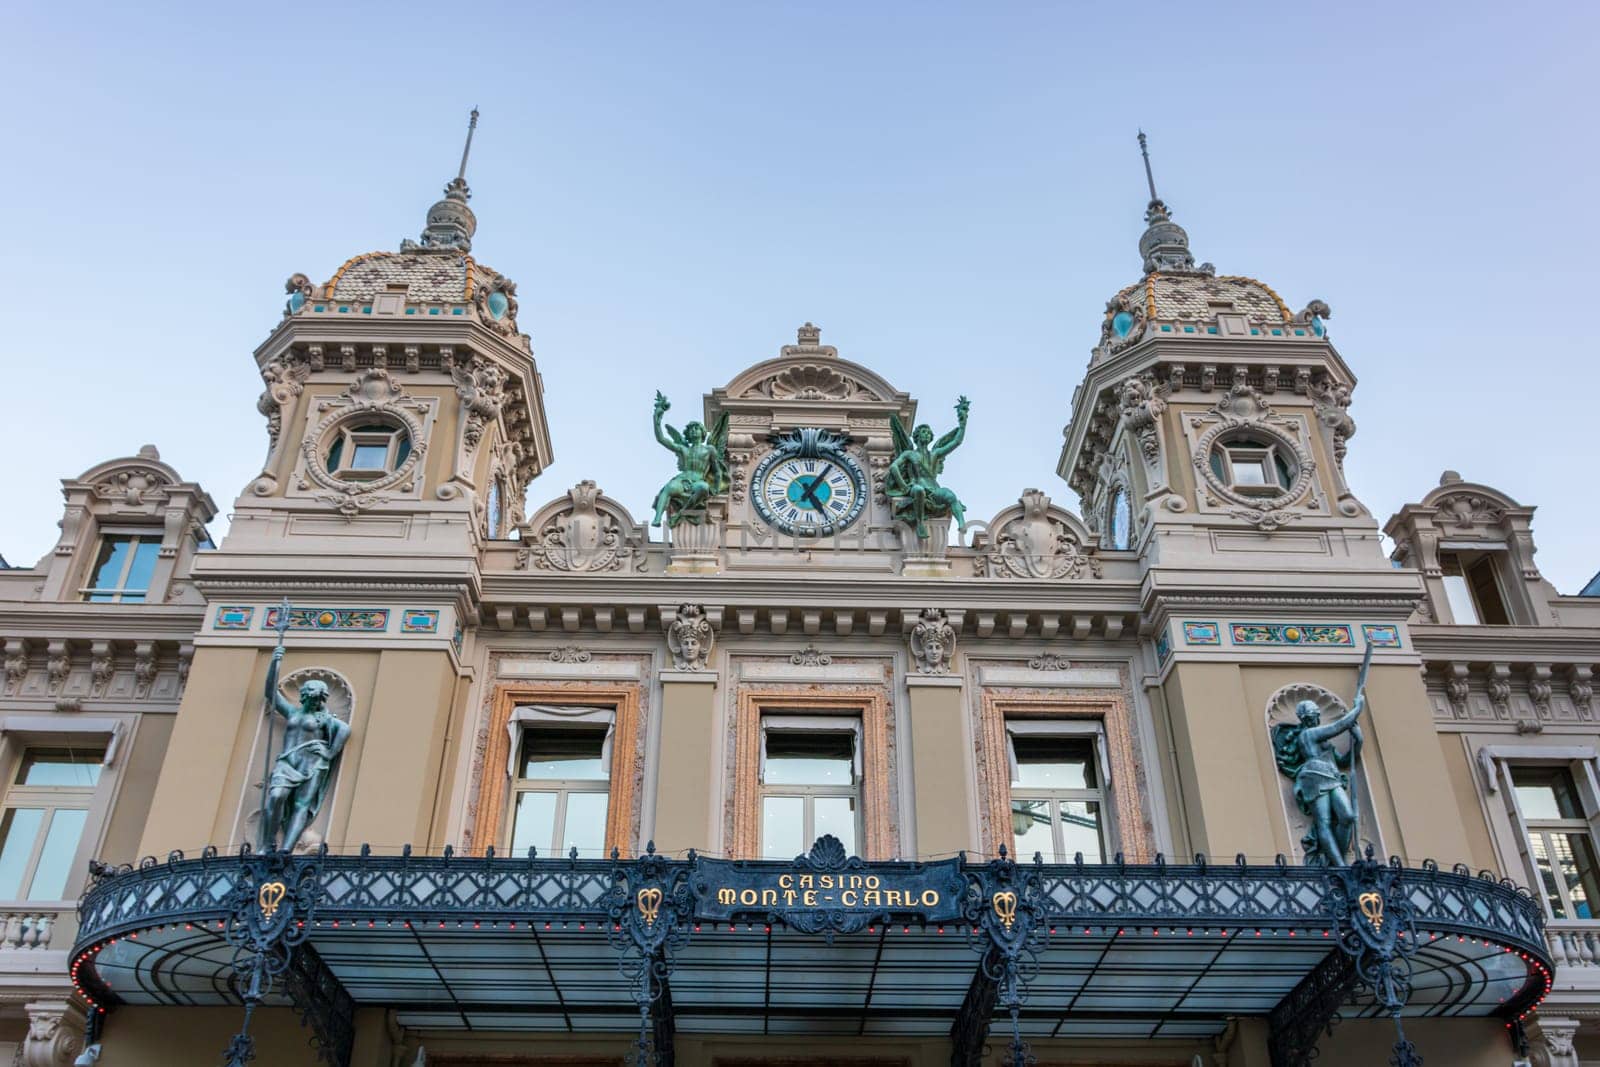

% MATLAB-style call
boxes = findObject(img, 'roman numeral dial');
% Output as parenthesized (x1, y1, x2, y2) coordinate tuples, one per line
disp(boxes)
(750, 431, 868, 536)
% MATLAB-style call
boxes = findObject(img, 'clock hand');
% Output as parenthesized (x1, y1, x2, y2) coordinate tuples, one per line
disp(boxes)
(799, 464, 833, 510)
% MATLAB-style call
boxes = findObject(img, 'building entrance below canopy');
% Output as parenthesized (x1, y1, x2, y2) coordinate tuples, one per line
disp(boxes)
(71, 838, 1551, 1067)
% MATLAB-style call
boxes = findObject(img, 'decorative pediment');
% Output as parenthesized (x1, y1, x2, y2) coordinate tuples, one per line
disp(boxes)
(75, 448, 183, 511)
(518, 480, 647, 573)
(973, 489, 1100, 580)
(718, 326, 908, 408)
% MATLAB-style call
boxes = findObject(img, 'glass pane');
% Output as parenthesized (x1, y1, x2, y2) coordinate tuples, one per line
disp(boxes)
(1529, 833, 1566, 917)
(1513, 766, 1583, 820)
(1013, 736, 1096, 789)
(1010, 799, 1055, 862)
(1228, 453, 1270, 486)
(1110, 489, 1131, 550)
(350, 442, 390, 470)
(325, 437, 344, 472)
(761, 795, 804, 860)
(1441, 571, 1481, 625)
(27, 808, 86, 900)
(764, 729, 854, 786)
(519, 727, 608, 780)
(0, 809, 44, 900)
(122, 540, 160, 594)
(1467, 556, 1511, 625)
(18, 749, 103, 787)
(88, 536, 131, 591)
(1557, 831, 1600, 920)
(812, 796, 857, 856)
(1060, 800, 1104, 863)
(394, 435, 412, 467)
(509, 791, 557, 855)
(562, 792, 610, 859)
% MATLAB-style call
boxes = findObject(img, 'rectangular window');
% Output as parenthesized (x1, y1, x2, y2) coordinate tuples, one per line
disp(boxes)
(507, 726, 610, 858)
(1511, 765, 1600, 919)
(1440, 551, 1511, 625)
(0, 747, 103, 901)
(759, 718, 860, 861)
(84, 534, 161, 603)
(1007, 732, 1105, 863)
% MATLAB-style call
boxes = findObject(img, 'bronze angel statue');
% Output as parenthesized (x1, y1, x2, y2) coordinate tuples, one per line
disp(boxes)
(885, 396, 970, 538)
(650, 391, 730, 527)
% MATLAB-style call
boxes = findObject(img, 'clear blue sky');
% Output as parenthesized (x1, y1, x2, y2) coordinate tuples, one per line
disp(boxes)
(3, 2, 1596, 592)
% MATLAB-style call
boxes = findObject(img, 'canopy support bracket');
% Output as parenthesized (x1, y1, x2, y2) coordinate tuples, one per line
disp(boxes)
(949, 948, 1000, 1066)
(963, 847, 1048, 1067)
(219, 848, 324, 1067)
(1328, 850, 1425, 1066)
(1266, 948, 1356, 1067)
(607, 842, 692, 1067)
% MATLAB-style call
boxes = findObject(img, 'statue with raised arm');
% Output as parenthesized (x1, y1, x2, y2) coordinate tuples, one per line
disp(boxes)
(1272, 646, 1373, 865)
(649, 391, 729, 527)
(261, 646, 351, 853)
(886, 396, 970, 538)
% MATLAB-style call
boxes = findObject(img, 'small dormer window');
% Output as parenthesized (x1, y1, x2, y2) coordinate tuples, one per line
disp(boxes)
(1440, 551, 1511, 625)
(325, 422, 412, 480)
(1210, 434, 1294, 496)
(84, 533, 161, 603)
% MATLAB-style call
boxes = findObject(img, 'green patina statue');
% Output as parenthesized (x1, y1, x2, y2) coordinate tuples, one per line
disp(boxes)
(1272, 646, 1373, 865)
(261, 646, 351, 853)
(650, 391, 730, 527)
(886, 396, 970, 538)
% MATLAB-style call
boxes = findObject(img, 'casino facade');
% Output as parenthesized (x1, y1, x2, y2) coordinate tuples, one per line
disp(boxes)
(0, 125, 1598, 1066)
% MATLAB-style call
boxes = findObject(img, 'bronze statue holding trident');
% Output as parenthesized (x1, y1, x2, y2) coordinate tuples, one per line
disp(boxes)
(258, 606, 351, 853)
(649, 391, 730, 527)
(1273, 642, 1374, 865)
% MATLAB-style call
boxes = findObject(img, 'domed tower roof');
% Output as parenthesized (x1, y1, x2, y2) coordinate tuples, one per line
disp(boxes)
(279, 109, 523, 339)
(1096, 133, 1326, 354)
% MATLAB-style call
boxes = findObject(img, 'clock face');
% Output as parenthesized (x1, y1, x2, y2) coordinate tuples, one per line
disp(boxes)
(752, 433, 868, 536)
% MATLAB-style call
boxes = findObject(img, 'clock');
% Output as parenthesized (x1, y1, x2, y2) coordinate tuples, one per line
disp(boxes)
(751, 429, 868, 536)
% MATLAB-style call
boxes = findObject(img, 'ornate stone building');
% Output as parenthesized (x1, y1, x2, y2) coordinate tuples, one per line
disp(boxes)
(0, 129, 1595, 1066)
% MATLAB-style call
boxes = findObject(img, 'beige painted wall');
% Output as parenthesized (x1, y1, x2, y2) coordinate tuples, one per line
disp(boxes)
(906, 681, 977, 859)
(100, 714, 174, 866)
(1163, 659, 1478, 867)
(96, 1007, 319, 1065)
(653, 678, 718, 854)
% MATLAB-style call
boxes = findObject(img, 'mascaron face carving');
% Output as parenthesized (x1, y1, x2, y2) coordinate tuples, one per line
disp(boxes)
(909, 609, 956, 675)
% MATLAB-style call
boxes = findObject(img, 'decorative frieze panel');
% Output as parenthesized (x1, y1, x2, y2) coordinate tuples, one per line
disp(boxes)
(1162, 619, 1401, 657)
(208, 604, 457, 641)
(1426, 659, 1598, 726)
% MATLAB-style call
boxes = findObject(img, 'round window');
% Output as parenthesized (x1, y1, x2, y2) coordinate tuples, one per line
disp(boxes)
(1208, 433, 1294, 497)
(325, 421, 412, 477)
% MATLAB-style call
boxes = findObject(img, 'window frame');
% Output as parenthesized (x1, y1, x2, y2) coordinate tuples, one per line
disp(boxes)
(80, 528, 164, 603)
(325, 421, 411, 481)
(1482, 747, 1600, 922)
(1439, 547, 1513, 625)
(1210, 435, 1294, 497)
(504, 710, 615, 859)
(1004, 721, 1112, 863)
(757, 716, 863, 860)
(0, 726, 120, 905)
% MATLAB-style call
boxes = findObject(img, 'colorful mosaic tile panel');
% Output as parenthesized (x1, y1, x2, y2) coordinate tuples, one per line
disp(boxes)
(1362, 624, 1402, 649)
(263, 607, 390, 632)
(1229, 623, 1353, 646)
(215, 606, 254, 630)
(402, 609, 441, 634)
(1155, 628, 1173, 663)
(1182, 621, 1221, 646)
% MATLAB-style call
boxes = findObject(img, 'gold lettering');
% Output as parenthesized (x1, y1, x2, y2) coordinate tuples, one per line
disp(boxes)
(865, 876, 881, 890)
(717, 888, 736, 906)
(803, 890, 817, 906)
(841, 890, 858, 906)
(821, 875, 835, 889)
(783, 890, 797, 906)
(849, 875, 863, 889)
(778, 874, 793, 890)
(799, 875, 814, 889)
(921, 889, 940, 907)
(863, 890, 881, 906)
(761, 889, 778, 906)
(739, 889, 758, 906)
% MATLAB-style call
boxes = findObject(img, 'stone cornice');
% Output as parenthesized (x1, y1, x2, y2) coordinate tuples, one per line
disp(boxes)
(1411, 624, 1600, 664)
(0, 603, 204, 640)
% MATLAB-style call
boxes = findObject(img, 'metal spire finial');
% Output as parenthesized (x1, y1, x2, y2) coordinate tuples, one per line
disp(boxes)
(457, 107, 479, 184)
(1137, 129, 1159, 204)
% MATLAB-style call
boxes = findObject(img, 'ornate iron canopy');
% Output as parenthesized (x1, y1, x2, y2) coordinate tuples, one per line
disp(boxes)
(71, 839, 1552, 1067)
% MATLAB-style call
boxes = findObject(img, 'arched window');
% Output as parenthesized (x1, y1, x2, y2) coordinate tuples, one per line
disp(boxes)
(486, 479, 504, 539)
(1109, 487, 1132, 550)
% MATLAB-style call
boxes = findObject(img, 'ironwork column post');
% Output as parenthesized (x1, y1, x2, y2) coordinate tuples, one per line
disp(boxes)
(1328, 848, 1422, 1067)
(605, 842, 692, 1067)
(963, 847, 1048, 1067)
(219, 847, 322, 1066)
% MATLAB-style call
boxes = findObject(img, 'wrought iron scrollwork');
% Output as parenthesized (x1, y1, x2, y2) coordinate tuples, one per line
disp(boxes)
(963, 847, 1049, 1067)
(220, 848, 322, 1066)
(604, 842, 693, 1066)
(1328, 849, 1421, 1067)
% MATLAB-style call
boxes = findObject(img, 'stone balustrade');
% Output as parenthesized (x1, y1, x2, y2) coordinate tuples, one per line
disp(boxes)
(0, 909, 61, 951)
